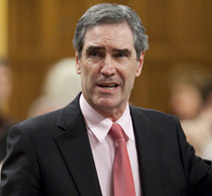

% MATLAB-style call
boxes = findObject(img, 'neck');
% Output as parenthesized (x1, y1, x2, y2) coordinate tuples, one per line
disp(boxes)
(95, 108, 125, 122)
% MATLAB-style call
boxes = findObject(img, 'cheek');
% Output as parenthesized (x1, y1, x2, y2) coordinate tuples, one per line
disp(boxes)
(125, 65, 138, 82)
(122, 72, 136, 92)
(128, 76, 136, 90)
(81, 65, 96, 88)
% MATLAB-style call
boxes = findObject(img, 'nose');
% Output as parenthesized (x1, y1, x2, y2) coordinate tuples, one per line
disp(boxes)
(100, 55, 116, 77)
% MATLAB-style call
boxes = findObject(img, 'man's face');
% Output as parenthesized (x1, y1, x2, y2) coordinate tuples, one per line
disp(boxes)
(76, 22, 144, 120)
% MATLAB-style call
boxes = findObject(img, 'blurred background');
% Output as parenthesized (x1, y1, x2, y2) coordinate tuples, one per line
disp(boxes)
(0, 0, 212, 122)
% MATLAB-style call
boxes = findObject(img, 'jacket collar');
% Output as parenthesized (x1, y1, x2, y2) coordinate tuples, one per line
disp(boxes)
(54, 94, 102, 196)
(130, 106, 162, 196)
(53, 95, 162, 196)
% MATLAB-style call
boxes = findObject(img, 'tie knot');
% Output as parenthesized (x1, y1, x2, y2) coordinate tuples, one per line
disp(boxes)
(110, 123, 127, 141)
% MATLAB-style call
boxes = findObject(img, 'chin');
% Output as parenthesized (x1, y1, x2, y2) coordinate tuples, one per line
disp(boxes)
(95, 99, 115, 108)
(98, 100, 114, 107)
(98, 98, 124, 109)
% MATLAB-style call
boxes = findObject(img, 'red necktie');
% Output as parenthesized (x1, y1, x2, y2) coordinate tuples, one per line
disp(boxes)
(110, 123, 136, 196)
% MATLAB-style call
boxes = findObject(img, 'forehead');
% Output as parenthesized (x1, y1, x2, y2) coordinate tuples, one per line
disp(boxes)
(83, 23, 134, 51)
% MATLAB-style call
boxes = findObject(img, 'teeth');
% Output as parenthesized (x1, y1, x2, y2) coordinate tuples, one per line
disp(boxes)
(103, 86, 115, 89)
(107, 84, 116, 87)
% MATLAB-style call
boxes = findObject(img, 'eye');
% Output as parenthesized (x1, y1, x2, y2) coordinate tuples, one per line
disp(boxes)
(114, 52, 127, 58)
(113, 49, 130, 59)
(90, 51, 99, 57)
(88, 51, 104, 58)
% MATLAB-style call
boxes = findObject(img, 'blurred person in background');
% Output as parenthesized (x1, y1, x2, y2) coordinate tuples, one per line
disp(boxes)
(181, 77, 212, 159)
(168, 63, 210, 120)
(0, 58, 14, 164)
(27, 58, 81, 118)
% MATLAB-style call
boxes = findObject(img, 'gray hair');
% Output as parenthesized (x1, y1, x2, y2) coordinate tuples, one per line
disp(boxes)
(73, 3, 148, 61)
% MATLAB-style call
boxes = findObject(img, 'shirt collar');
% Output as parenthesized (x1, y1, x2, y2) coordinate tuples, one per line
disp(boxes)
(79, 94, 134, 143)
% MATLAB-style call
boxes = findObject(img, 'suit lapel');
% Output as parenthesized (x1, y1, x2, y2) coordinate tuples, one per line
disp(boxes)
(53, 96, 162, 196)
(130, 106, 162, 196)
(54, 95, 102, 196)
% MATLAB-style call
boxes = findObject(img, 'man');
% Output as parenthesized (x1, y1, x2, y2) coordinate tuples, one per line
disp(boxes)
(181, 77, 212, 160)
(0, 58, 14, 163)
(0, 3, 212, 196)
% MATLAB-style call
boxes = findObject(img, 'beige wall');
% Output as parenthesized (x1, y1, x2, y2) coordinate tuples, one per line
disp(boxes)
(0, 0, 8, 57)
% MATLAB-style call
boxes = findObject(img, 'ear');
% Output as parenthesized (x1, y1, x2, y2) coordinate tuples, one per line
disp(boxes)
(135, 51, 145, 77)
(75, 51, 81, 75)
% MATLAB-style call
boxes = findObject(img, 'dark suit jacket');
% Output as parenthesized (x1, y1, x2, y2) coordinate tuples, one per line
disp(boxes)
(0, 95, 212, 196)
(0, 116, 15, 161)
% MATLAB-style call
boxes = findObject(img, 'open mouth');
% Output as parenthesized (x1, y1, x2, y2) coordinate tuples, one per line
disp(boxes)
(98, 84, 119, 89)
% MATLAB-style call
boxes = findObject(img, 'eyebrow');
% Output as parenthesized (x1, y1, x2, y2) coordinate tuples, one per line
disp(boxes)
(112, 49, 132, 56)
(86, 46, 132, 56)
(86, 46, 105, 56)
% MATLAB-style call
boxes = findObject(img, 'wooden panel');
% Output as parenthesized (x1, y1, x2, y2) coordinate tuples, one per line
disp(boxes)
(7, 0, 212, 121)
(8, 0, 42, 59)
(39, 0, 84, 57)
(131, 0, 212, 112)
(0, 0, 8, 57)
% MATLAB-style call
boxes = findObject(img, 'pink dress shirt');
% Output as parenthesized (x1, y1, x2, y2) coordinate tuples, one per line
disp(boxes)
(79, 94, 141, 196)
